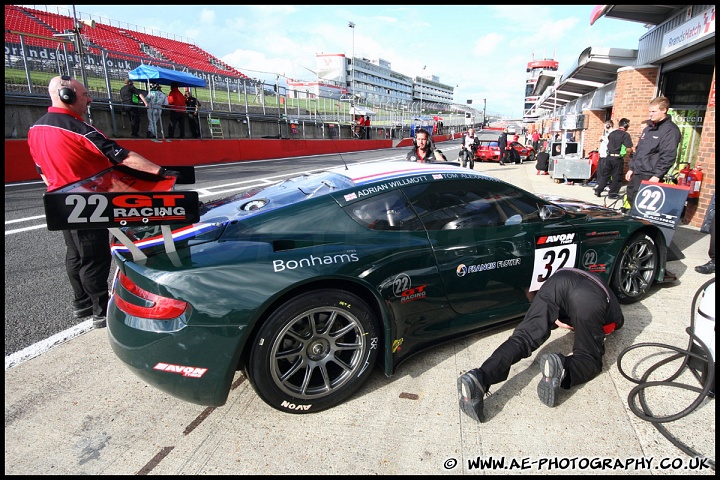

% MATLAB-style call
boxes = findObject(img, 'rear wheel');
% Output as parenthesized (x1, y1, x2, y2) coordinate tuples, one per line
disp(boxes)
(248, 289, 379, 413)
(610, 232, 658, 304)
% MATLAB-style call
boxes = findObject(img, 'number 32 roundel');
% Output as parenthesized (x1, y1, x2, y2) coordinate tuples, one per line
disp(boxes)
(530, 232, 578, 292)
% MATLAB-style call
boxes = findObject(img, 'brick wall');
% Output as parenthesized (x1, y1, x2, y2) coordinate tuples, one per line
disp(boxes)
(686, 68, 716, 228)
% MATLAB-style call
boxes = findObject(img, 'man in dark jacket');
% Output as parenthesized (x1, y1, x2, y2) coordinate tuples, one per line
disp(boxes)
(595, 118, 633, 199)
(119, 78, 148, 138)
(498, 129, 508, 166)
(623, 96, 682, 212)
(457, 268, 624, 423)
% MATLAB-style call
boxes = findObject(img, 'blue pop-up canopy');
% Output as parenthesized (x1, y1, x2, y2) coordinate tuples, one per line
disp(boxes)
(128, 65, 206, 87)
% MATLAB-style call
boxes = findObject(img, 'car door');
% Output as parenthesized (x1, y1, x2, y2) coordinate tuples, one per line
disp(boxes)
(403, 179, 578, 321)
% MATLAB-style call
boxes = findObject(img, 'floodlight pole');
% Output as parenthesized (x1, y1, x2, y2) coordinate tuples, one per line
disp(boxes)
(483, 98, 487, 128)
(348, 22, 355, 107)
(419, 65, 426, 116)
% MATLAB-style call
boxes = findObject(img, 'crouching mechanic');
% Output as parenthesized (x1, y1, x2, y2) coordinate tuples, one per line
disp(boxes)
(406, 128, 447, 163)
(457, 268, 624, 422)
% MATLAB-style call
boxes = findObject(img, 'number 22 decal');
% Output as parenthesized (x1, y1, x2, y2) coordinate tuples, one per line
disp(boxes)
(66, 194, 110, 224)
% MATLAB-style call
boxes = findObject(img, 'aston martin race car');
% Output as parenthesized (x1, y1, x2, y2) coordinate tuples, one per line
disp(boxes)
(106, 161, 670, 414)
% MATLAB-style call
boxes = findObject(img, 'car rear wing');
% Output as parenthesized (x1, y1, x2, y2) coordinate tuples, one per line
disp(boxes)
(43, 165, 199, 267)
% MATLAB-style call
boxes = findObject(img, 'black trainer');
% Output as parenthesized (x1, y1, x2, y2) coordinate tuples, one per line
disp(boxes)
(695, 260, 715, 275)
(457, 369, 487, 422)
(72, 299, 93, 319)
(92, 315, 107, 329)
(537, 353, 565, 407)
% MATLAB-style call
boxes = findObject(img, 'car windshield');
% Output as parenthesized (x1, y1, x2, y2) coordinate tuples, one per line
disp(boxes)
(199, 171, 357, 223)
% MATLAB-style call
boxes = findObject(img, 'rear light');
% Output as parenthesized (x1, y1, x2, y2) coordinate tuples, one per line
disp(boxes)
(114, 271, 188, 319)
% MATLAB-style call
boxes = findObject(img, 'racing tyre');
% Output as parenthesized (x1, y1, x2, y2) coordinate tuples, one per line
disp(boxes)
(248, 289, 379, 414)
(528, 151, 536, 163)
(610, 232, 658, 304)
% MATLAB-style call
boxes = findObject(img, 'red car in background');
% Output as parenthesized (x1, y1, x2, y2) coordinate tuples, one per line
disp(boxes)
(508, 141, 536, 163)
(475, 141, 501, 162)
(474, 141, 536, 164)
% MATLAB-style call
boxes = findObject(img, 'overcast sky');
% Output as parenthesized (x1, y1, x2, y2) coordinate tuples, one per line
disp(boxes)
(32, 5, 649, 118)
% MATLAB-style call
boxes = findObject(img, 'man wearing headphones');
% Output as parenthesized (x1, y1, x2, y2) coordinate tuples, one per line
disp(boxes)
(405, 128, 446, 163)
(28, 75, 178, 328)
(595, 118, 633, 199)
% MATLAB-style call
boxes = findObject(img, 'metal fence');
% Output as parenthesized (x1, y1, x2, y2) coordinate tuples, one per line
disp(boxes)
(5, 32, 478, 136)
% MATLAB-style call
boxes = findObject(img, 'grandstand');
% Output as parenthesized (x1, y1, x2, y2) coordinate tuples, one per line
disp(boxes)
(4, 4, 249, 79)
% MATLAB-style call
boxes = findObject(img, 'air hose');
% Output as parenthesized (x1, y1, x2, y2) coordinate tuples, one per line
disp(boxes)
(616, 278, 715, 471)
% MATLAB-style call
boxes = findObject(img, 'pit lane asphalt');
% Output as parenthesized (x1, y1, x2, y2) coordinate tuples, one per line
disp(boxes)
(5, 144, 715, 474)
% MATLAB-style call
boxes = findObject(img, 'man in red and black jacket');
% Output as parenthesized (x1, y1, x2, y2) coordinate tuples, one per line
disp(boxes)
(28, 75, 177, 328)
(457, 268, 624, 422)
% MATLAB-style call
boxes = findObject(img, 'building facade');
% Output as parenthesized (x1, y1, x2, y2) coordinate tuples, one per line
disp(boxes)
(527, 5, 715, 228)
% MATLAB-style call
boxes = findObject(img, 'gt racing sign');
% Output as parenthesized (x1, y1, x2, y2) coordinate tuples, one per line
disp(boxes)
(530, 232, 578, 291)
(43, 166, 199, 231)
(44, 191, 199, 230)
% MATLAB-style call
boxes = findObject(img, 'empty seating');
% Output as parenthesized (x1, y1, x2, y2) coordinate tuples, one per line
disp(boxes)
(5, 5, 250, 79)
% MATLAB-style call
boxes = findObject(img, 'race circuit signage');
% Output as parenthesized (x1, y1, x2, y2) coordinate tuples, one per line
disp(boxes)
(43, 166, 199, 230)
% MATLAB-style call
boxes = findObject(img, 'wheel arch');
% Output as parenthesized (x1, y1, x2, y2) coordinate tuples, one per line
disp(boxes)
(238, 277, 391, 375)
(609, 224, 668, 284)
(607, 224, 668, 303)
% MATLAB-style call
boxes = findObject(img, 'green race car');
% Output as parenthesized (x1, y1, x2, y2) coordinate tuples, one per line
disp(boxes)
(108, 161, 670, 413)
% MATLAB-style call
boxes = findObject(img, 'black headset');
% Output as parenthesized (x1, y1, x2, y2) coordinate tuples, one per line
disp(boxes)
(618, 118, 630, 129)
(58, 75, 76, 104)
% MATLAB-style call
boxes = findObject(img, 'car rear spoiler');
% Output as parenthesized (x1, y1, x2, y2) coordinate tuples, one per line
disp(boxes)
(43, 165, 199, 267)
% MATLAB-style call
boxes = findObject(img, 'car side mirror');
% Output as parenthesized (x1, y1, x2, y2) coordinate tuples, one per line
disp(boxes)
(539, 204, 565, 220)
(505, 214, 522, 225)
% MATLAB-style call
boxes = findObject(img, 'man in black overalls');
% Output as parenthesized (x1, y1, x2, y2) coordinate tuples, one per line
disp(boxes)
(595, 118, 633, 199)
(457, 268, 624, 422)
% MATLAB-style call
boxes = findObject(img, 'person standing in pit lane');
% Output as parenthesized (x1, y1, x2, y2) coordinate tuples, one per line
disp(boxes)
(28, 75, 179, 328)
(406, 128, 447, 163)
(623, 96, 681, 212)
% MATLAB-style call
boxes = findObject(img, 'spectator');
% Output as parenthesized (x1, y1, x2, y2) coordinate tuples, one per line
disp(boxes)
(457, 268, 624, 422)
(145, 83, 168, 139)
(405, 128, 446, 163)
(595, 118, 632, 199)
(437, 120, 444, 135)
(28, 75, 177, 328)
(624, 96, 682, 213)
(498, 129, 508, 166)
(167, 82, 187, 139)
(513, 133, 519, 143)
(364, 115, 371, 139)
(184, 89, 201, 138)
(119, 78, 148, 138)
(459, 127, 480, 169)
(531, 130, 540, 152)
(355, 115, 365, 139)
